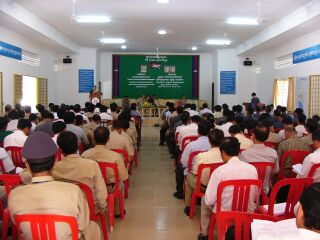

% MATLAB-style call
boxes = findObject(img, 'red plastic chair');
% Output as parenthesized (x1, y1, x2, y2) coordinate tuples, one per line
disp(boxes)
(132, 116, 142, 147)
(249, 162, 275, 199)
(98, 162, 125, 232)
(258, 178, 313, 219)
(78, 143, 84, 155)
(274, 128, 283, 133)
(189, 163, 224, 219)
(111, 149, 129, 199)
(216, 211, 278, 240)
(0, 141, 3, 148)
(307, 163, 320, 182)
(5, 146, 25, 168)
(181, 135, 198, 152)
(187, 151, 204, 174)
(264, 142, 277, 149)
(76, 182, 108, 240)
(55, 149, 63, 161)
(278, 150, 310, 180)
(14, 214, 78, 240)
(208, 179, 263, 240)
(0, 174, 21, 240)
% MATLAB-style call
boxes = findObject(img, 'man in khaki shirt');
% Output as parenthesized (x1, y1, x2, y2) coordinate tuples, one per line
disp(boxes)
(106, 120, 134, 161)
(82, 127, 129, 216)
(85, 114, 101, 132)
(229, 124, 254, 150)
(184, 129, 224, 216)
(54, 131, 108, 214)
(9, 131, 102, 240)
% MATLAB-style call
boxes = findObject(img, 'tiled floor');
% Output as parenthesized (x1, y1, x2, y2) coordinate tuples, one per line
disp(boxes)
(108, 127, 201, 240)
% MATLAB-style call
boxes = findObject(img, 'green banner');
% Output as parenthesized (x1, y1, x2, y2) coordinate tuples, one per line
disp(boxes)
(112, 55, 199, 99)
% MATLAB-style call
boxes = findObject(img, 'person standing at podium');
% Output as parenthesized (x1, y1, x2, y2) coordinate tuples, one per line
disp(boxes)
(251, 92, 260, 109)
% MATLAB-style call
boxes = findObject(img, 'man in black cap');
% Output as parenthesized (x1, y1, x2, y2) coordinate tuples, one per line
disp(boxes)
(8, 131, 102, 239)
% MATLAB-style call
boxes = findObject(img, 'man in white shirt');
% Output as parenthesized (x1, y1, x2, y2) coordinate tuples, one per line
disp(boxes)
(297, 129, 320, 182)
(0, 148, 15, 173)
(198, 137, 258, 240)
(240, 125, 278, 194)
(278, 117, 293, 141)
(295, 114, 307, 137)
(199, 103, 213, 116)
(216, 114, 235, 137)
(4, 119, 31, 148)
(213, 105, 223, 119)
(188, 104, 200, 117)
(51, 121, 66, 145)
(174, 120, 212, 200)
(229, 124, 253, 150)
(178, 115, 201, 148)
(99, 105, 113, 121)
(257, 183, 320, 240)
(6, 110, 20, 131)
(184, 129, 224, 216)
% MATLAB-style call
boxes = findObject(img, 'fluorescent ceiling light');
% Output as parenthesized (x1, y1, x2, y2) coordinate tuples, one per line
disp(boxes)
(75, 15, 111, 23)
(206, 39, 231, 45)
(100, 38, 125, 44)
(158, 29, 167, 35)
(121, 45, 127, 49)
(192, 46, 197, 51)
(227, 17, 259, 25)
(156, 0, 170, 3)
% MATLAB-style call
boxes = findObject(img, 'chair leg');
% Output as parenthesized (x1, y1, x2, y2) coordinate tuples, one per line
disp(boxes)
(124, 180, 129, 199)
(118, 194, 125, 220)
(107, 196, 115, 232)
(189, 194, 197, 220)
(208, 213, 216, 240)
(100, 214, 108, 240)
(2, 208, 10, 240)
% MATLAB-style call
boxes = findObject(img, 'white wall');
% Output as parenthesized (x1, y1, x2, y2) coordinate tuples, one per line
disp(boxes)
(98, 52, 216, 107)
(0, 26, 58, 107)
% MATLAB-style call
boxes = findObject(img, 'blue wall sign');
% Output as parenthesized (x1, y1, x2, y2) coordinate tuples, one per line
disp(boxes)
(79, 69, 94, 93)
(293, 44, 320, 64)
(220, 71, 236, 94)
(0, 41, 22, 60)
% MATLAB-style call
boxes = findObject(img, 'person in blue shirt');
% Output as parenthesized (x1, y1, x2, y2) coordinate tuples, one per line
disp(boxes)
(250, 92, 260, 109)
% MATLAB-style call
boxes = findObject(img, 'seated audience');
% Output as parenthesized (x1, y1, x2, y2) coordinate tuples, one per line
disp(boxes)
(184, 129, 224, 215)
(110, 103, 119, 120)
(178, 115, 201, 148)
(29, 113, 38, 132)
(277, 126, 310, 176)
(188, 104, 199, 117)
(200, 103, 213, 116)
(174, 120, 211, 199)
(229, 124, 253, 150)
(240, 125, 278, 194)
(4, 119, 31, 148)
(34, 110, 55, 137)
(257, 183, 320, 240)
(82, 127, 129, 216)
(295, 113, 308, 137)
(106, 120, 134, 162)
(64, 111, 89, 147)
(55, 131, 108, 213)
(278, 117, 294, 141)
(0, 104, 12, 117)
(261, 118, 281, 144)
(0, 147, 15, 173)
(130, 103, 142, 118)
(0, 117, 13, 142)
(301, 118, 318, 146)
(297, 129, 320, 182)
(75, 115, 95, 147)
(51, 120, 66, 144)
(213, 105, 223, 119)
(9, 131, 102, 239)
(216, 113, 235, 137)
(99, 105, 113, 121)
(272, 110, 284, 129)
(198, 137, 258, 240)
(85, 114, 101, 132)
(74, 104, 89, 123)
(6, 110, 20, 131)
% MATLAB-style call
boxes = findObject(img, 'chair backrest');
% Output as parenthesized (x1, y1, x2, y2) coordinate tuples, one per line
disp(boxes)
(0, 174, 21, 196)
(181, 135, 198, 152)
(111, 149, 129, 168)
(175, 132, 179, 144)
(132, 116, 142, 129)
(216, 211, 278, 240)
(14, 214, 78, 240)
(75, 182, 98, 221)
(5, 146, 25, 168)
(0, 141, 3, 148)
(98, 162, 120, 195)
(56, 149, 63, 161)
(279, 150, 310, 179)
(267, 178, 313, 218)
(308, 163, 320, 181)
(195, 163, 224, 195)
(78, 143, 84, 155)
(249, 162, 274, 186)
(187, 150, 204, 173)
(264, 142, 277, 149)
(216, 179, 263, 212)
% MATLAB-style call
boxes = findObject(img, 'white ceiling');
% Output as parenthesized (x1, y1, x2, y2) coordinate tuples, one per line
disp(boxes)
(3, 0, 313, 53)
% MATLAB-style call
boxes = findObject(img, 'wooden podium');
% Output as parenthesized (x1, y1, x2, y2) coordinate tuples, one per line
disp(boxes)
(90, 91, 102, 104)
